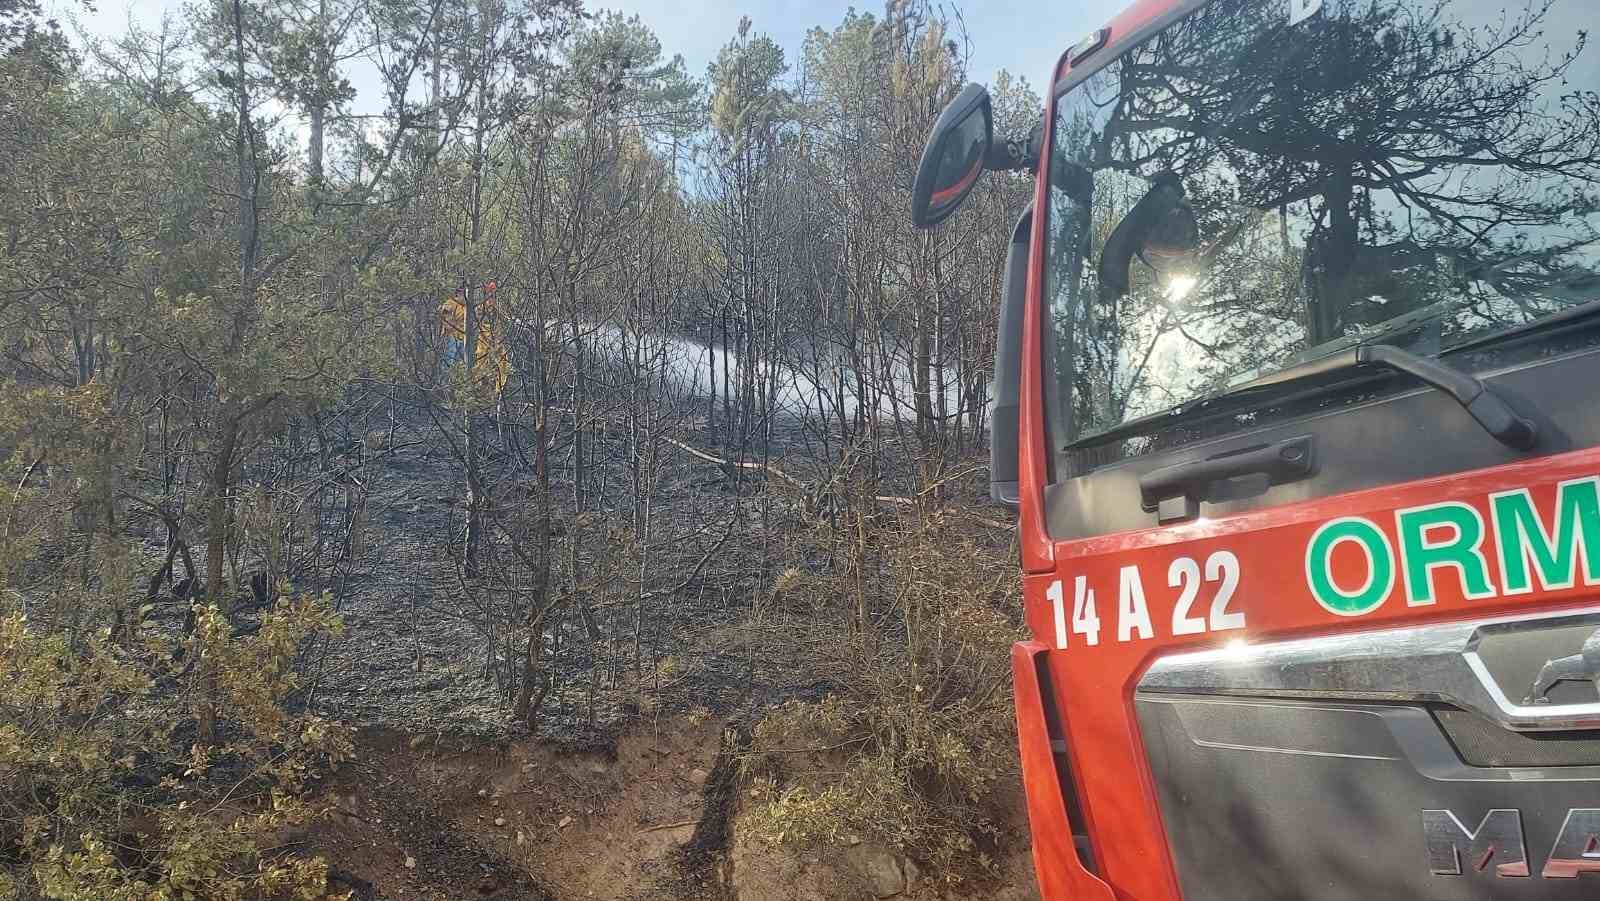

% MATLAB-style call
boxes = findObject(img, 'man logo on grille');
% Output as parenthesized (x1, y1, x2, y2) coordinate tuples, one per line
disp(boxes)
(1425, 808, 1600, 879)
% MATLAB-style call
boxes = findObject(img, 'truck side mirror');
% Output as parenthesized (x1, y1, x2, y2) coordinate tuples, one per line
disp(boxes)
(911, 83, 993, 229)
(990, 203, 1033, 510)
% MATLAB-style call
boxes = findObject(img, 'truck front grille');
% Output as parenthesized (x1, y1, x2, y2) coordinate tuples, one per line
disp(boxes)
(1434, 706, 1600, 768)
(1135, 607, 1600, 900)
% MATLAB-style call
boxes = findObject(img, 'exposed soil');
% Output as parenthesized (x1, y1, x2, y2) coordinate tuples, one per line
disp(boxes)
(295, 719, 724, 901)
(293, 716, 1040, 901)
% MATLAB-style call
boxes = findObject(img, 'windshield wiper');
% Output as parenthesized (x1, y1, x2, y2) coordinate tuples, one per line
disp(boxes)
(1355, 344, 1536, 450)
(1070, 342, 1539, 451)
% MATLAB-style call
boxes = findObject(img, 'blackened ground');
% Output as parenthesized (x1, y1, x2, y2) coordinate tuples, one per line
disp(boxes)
(116, 395, 836, 741)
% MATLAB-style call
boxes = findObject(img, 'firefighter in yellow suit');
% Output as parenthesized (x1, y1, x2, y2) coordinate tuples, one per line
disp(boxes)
(438, 281, 510, 394)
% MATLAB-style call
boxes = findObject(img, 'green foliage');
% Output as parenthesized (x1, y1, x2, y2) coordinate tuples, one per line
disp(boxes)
(565, 11, 700, 131)
(709, 17, 790, 151)
(0, 593, 350, 899)
(0, 0, 76, 70)
(741, 515, 1024, 884)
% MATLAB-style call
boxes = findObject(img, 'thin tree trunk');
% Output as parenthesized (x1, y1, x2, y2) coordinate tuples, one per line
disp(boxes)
(462, 13, 490, 576)
(464, 283, 481, 577)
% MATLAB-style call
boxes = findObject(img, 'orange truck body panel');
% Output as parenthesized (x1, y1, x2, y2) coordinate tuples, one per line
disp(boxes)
(1009, 3, 1599, 898)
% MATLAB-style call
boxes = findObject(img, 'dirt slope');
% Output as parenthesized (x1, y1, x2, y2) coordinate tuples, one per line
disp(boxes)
(293, 718, 1039, 901)
(297, 718, 723, 901)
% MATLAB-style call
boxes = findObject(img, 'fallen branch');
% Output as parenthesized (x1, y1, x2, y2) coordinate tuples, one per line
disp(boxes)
(667, 439, 948, 509)
(661, 436, 806, 490)
(662, 437, 1012, 530)
(915, 464, 986, 498)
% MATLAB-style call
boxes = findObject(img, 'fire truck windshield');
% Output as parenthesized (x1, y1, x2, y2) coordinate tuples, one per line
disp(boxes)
(1041, 0, 1600, 452)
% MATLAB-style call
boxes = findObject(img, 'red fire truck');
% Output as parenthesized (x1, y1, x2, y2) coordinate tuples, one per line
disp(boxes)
(912, 0, 1600, 897)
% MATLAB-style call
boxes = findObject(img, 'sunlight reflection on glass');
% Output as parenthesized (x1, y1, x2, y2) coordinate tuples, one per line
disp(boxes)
(1166, 275, 1198, 303)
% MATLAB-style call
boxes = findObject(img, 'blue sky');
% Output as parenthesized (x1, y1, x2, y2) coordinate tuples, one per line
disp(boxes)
(60, 0, 1131, 103)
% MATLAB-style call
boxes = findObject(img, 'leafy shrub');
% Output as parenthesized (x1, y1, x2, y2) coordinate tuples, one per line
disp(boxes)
(0, 592, 351, 900)
(740, 513, 1023, 883)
